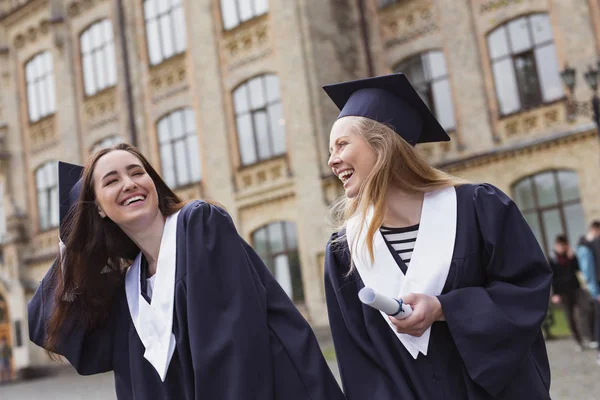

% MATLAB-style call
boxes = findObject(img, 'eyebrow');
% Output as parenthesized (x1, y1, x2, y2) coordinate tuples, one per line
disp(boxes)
(101, 164, 143, 181)
(329, 136, 349, 153)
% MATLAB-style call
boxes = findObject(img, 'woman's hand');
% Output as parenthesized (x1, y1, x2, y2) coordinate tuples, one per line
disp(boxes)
(388, 293, 445, 337)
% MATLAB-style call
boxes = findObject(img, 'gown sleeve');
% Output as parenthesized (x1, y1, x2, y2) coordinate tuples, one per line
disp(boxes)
(184, 202, 343, 400)
(28, 260, 115, 375)
(240, 239, 345, 400)
(324, 235, 398, 400)
(437, 184, 552, 397)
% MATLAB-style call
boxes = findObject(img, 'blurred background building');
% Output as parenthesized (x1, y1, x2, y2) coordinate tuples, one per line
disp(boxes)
(0, 0, 599, 378)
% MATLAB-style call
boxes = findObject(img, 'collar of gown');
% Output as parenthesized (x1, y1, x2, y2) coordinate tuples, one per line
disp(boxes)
(125, 210, 180, 381)
(346, 186, 457, 358)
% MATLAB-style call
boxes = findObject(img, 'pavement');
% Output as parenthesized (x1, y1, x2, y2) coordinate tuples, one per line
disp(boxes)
(1, 338, 598, 399)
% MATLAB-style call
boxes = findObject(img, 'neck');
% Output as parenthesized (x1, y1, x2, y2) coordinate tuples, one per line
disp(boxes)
(381, 185, 424, 227)
(121, 213, 166, 276)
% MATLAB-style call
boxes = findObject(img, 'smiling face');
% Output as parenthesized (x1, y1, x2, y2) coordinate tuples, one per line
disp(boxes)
(328, 117, 378, 199)
(92, 150, 161, 231)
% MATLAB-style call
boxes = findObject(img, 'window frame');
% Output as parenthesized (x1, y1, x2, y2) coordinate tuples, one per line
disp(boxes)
(25, 51, 56, 123)
(80, 19, 117, 97)
(35, 161, 59, 232)
(90, 135, 123, 154)
(156, 108, 202, 188)
(251, 221, 305, 303)
(233, 74, 286, 167)
(487, 14, 562, 117)
(143, 0, 187, 66)
(394, 50, 456, 131)
(511, 169, 583, 254)
(378, 0, 400, 9)
(220, 0, 269, 31)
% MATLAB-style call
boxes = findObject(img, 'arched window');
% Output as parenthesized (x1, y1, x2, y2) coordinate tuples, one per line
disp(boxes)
(157, 108, 202, 188)
(252, 221, 304, 303)
(512, 170, 585, 254)
(487, 14, 563, 115)
(143, 0, 187, 66)
(220, 0, 268, 30)
(0, 294, 7, 323)
(0, 183, 6, 244)
(80, 19, 117, 96)
(90, 135, 123, 154)
(233, 74, 285, 166)
(25, 51, 56, 123)
(394, 50, 456, 131)
(35, 161, 58, 231)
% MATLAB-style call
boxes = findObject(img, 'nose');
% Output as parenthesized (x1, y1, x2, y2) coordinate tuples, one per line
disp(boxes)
(122, 176, 138, 191)
(328, 153, 341, 169)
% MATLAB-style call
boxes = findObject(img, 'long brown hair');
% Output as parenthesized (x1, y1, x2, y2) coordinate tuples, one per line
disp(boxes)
(45, 143, 184, 352)
(329, 117, 468, 271)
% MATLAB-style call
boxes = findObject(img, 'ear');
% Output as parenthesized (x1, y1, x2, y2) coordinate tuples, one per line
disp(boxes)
(98, 207, 107, 219)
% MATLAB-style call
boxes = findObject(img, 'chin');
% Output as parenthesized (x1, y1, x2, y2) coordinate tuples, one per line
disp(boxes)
(345, 188, 359, 199)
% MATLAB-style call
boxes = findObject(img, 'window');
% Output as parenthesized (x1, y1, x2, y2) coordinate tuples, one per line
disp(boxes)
(0, 183, 6, 244)
(80, 19, 117, 96)
(0, 294, 6, 323)
(233, 74, 285, 166)
(14, 321, 22, 347)
(487, 14, 563, 115)
(35, 162, 59, 231)
(25, 51, 56, 123)
(379, 0, 400, 8)
(395, 51, 456, 131)
(512, 170, 585, 254)
(90, 135, 122, 154)
(157, 108, 201, 188)
(143, 0, 187, 66)
(220, 0, 268, 30)
(252, 222, 304, 302)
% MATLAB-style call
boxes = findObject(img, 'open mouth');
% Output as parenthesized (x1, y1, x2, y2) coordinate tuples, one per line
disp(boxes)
(120, 195, 146, 206)
(338, 169, 354, 186)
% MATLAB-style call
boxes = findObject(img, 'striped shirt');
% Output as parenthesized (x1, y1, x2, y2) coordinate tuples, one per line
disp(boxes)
(380, 224, 419, 269)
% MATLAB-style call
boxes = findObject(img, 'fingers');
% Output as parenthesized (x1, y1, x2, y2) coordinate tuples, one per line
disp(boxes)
(401, 292, 417, 305)
(388, 312, 427, 337)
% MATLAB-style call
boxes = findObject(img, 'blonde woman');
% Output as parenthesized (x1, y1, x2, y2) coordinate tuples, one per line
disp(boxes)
(322, 73, 552, 399)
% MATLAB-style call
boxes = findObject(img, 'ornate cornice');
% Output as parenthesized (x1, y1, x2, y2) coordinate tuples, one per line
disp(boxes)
(66, 0, 108, 18)
(379, 0, 438, 49)
(221, 15, 271, 70)
(438, 123, 597, 172)
(0, 0, 47, 26)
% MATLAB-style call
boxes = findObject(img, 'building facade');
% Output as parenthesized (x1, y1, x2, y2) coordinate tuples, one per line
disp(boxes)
(0, 0, 599, 376)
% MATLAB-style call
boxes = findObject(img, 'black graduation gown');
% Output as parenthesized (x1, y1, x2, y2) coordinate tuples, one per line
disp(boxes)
(325, 183, 552, 399)
(29, 201, 345, 400)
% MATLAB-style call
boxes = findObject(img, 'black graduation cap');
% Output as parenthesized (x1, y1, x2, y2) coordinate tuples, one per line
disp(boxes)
(322, 73, 450, 145)
(58, 161, 84, 242)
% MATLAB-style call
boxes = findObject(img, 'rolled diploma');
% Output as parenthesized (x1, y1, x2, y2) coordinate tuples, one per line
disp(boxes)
(358, 287, 413, 320)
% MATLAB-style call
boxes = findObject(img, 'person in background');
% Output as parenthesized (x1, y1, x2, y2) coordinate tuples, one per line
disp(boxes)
(549, 234, 594, 351)
(577, 220, 600, 364)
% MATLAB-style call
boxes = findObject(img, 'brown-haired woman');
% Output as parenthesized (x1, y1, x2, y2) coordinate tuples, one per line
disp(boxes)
(28, 143, 344, 399)
(322, 74, 552, 399)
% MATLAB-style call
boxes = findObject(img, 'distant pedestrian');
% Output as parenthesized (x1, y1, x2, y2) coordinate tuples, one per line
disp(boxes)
(577, 220, 600, 364)
(549, 234, 594, 351)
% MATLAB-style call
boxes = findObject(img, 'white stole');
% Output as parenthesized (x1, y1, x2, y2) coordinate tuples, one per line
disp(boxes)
(346, 187, 457, 358)
(125, 211, 180, 381)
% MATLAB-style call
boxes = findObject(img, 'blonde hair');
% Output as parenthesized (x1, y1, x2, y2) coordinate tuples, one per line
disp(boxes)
(329, 116, 468, 271)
